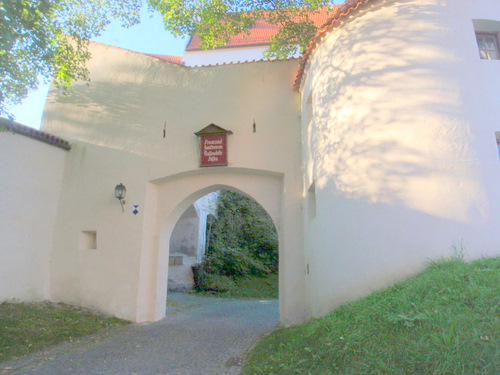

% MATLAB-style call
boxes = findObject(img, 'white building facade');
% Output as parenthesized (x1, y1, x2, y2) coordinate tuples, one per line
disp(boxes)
(1, 0, 499, 325)
(298, 0, 500, 318)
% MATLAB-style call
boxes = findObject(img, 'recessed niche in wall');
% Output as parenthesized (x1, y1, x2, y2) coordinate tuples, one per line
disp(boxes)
(80, 230, 97, 250)
(169, 255, 183, 265)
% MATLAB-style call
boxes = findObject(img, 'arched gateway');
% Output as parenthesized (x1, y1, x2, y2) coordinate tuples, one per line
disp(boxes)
(41, 45, 307, 326)
(135, 169, 303, 324)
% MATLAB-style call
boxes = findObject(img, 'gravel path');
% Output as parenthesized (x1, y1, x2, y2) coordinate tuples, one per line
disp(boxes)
(0, 293, 279, 375)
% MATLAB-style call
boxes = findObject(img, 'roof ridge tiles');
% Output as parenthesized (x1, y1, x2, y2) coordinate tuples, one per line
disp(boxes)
(143, 53, 183, 64)
(0, 118, 71, 150)
(195, 56, 298, 67)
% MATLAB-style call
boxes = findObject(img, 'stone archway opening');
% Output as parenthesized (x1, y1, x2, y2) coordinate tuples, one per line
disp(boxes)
(136, 169, 306, 326)
(166, 189, 279, 303)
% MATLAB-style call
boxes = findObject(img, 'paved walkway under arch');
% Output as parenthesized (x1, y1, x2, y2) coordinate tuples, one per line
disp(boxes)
(0, 294, 279, 375)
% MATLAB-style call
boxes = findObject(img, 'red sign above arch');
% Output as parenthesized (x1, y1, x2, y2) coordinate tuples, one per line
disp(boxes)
(195, 124, 233, 167)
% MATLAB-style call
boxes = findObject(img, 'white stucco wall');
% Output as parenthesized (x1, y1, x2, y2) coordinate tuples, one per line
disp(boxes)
(168, 192, 217, 290)
(168, 204, 199, 289)
(192, 192, 218, 261)
(170, 205, 199, 258)
(0, 132, 67, 301)
(42, 44, 304, 324)
(300, 0, 500, 318)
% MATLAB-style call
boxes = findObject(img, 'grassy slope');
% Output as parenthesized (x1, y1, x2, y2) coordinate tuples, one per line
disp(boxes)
(231, 274, 279, 299)
(244, 257, 499, 374)
(0, 302, 130, 363)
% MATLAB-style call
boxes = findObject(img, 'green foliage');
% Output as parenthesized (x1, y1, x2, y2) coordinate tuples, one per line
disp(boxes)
(149, 0, 335, 58)
(191, 266, 238, 293)
(202, 273, 237, 292)
(244, 256, 500, 374)
(263, 4, 335, 59)
(0, 0, 141, 115)
(2, 0, 337, 114)
(192, 190, 278, 298)
(0, 301, 130, 363)
(206, 190, 278, 273)
(203, 246, 270, 277)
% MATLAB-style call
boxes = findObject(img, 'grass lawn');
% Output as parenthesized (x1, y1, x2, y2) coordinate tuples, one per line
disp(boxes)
(244, 256, 499, 374)
(0, 302, 130, 363)
(194, 274, 279, 299)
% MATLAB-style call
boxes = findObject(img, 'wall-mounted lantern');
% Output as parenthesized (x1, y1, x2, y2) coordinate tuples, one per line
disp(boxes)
(115, 183, 126, 212)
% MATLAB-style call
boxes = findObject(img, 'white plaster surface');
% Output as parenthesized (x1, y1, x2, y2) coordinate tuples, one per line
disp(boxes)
(193, 192, 218, 261)
(42, 48, 304, 324)
(168, 205, 200, 289)
(0, 132, 66, 301)
(300, 0, 500, 318)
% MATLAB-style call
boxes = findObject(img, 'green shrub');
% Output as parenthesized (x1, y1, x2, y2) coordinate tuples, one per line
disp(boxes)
(248, 243, 279, 274)
(203, 274, 236, 293)
(191, 270, 236, 293)
(205, 190, 279, 273)
(203, 246, 270, 277)
(191, 263, 207, 292)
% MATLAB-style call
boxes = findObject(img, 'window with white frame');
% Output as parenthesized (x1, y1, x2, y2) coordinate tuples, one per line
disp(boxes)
(476, 33, 500, 60)
(473, 19, 500, 60)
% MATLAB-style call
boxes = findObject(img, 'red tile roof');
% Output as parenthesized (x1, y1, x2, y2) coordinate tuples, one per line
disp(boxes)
(294, 0, 375, 90)
(0, 118, 71, 150)
(186, 6, 340, 51)
(144, 54, 183, 64)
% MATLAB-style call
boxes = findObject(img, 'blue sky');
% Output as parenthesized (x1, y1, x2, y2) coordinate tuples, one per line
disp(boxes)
(9, 7, 187, 130)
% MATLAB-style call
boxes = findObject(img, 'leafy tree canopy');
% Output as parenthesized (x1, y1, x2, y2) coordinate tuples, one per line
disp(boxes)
(1, 0, 141, 115)
(149, 0, 334, 57)
(1, 0, 334, 116)
(206, 190, 278, 273)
